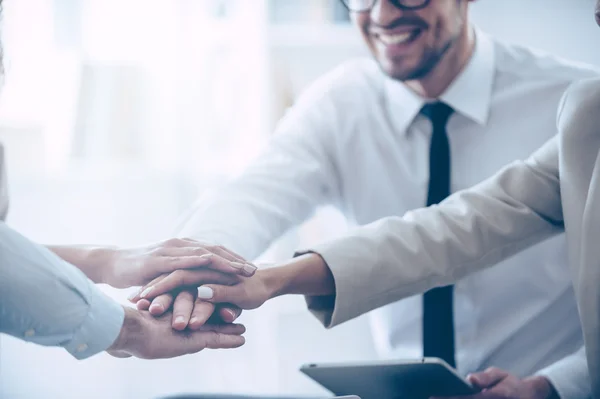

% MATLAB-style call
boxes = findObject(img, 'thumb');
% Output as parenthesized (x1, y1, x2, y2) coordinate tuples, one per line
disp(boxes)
(467, 367, 509, 389)
(197, 284, 244, 306)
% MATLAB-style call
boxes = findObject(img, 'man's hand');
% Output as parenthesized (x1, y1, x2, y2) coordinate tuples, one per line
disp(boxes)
(102, 238, 256, 288)
(106, 306, 246, 359)
(431, 368, 559, 399)
(130, 274, 244, 331)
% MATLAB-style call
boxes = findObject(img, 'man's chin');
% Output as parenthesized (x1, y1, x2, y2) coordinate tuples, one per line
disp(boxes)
(380, 64, 422, 82)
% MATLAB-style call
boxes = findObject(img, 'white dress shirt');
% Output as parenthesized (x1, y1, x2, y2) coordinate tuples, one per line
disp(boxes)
(179, 29, 599, 397)
(0, 144, 124, 359)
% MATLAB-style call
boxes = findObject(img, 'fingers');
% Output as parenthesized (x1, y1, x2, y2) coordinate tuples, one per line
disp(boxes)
(136, 299, 151, 310)
(188, 301, 217, 330)
(217, 304, 242, 324)
(196, 284, 247, 305)
(148, 294, 174, 316)
(180, 238, 247, 263)
(193, 331, 246, 350)
(172, 290, 196, 330)
(205, 253, 257, 277)
(157, 242, 257, 277)
(180, 322, 246, 352)
(468, 368, 510, 389)
(129, 274, 167, 303)
(196, 323, 246, 335)
(139, 269, 240, 301)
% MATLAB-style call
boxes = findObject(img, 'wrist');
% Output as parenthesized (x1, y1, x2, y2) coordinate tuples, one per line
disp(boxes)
(89, 247, 119, 285)
(107, 306, 141, 353)
(261, 253, 331, 298)
(524, 376, 560, 399)
(261, 266, 290, 300)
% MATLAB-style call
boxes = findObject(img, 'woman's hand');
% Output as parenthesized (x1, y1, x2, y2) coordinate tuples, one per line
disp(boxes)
(103, 238, 256, 288)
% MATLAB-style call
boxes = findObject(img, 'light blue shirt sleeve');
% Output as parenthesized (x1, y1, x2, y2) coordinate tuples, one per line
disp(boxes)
(0, 222, 125, 359)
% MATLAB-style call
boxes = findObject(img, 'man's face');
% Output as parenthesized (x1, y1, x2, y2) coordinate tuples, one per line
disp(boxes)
(352, 0, 471, 81)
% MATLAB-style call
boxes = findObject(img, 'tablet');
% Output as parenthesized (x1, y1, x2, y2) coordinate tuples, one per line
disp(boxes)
(300, 357, 477, 399)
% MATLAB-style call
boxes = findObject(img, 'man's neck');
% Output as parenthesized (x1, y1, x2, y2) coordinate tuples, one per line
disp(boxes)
(406, 26, 475, 99)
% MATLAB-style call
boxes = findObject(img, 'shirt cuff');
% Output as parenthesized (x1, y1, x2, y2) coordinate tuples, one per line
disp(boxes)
(295, 247, 357, 329)
(536, 351, 591, 399)
(62, 286, 125, 360)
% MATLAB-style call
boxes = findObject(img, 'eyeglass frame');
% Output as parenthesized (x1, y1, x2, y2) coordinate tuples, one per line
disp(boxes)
(340, 0, 431, 12)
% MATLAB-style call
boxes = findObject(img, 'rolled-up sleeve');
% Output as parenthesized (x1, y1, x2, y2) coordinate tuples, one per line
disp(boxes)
(0, 222, 124, 359)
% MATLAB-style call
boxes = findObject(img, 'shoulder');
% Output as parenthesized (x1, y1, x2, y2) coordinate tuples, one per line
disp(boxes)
(293, 58, 385, 109)
(493, 39, 600, 87)
(557, 78, 600, 137)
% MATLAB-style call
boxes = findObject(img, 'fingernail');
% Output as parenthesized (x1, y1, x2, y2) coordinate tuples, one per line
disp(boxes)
(243, 264, 257, 275)
(174, 316, 185, 325)
(200, 253, 212, 260)
(197, 286, 214, 299)
(149, 303, 164, 313)
(225, 309, 236, 319)
(140, 286, 154, 299)
(230, 261, 245, 269)
(189, 317, 198, 326)
(127, 290, 138, 301)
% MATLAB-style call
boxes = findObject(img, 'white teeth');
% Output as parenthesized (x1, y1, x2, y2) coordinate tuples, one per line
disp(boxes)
(378, 32, 413, 45)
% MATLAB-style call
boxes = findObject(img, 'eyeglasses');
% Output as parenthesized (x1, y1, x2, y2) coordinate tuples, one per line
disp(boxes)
(341, 0, 431, 12)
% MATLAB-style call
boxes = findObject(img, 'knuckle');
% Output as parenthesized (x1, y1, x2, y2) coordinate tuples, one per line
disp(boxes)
(208, 331, 222, 348)
(150, 247, 165, 256)
(193, 247, 207, 255)
(178, 290, 194, 300)
(165, 238, 182, 247)
(207, 244, 220, 253)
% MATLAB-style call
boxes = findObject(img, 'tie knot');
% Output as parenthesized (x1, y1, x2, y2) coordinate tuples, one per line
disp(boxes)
(421, 102, 454, 126)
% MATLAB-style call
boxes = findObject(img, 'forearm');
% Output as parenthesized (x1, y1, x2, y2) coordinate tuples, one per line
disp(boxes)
(47, 245, 117, 284)
(298, 139, 564, 328)
(262, 253, 335, 299)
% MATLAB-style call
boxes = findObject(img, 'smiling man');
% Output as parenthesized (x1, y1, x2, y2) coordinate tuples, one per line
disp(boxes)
(137, 1, 599, 398)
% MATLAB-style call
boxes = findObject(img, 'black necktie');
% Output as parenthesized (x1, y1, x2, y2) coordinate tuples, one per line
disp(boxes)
(421, 102, 456, 367)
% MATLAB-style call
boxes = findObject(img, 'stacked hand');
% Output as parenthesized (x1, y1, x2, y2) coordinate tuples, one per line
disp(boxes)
(128, 265, 273, 328)
(93, 238, 260, 359)
(126, 252, 331, 333)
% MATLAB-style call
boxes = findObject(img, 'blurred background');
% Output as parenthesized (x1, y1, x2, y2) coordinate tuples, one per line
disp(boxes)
(0, 0, 598, 398)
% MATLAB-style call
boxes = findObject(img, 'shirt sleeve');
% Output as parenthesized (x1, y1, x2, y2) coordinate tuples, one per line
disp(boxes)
(537, 347, 591, 399)
(0, 222, 124, 359)
(175, 79, 343, 260)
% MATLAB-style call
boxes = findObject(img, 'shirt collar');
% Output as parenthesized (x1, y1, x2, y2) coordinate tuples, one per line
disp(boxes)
(440, 28, 495, 126)
(383, 28, 496, 134)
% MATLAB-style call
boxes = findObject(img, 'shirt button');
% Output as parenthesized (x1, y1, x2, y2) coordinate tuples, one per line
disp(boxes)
(76, 344, 89, 353)
(24, 329, 35, 337)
